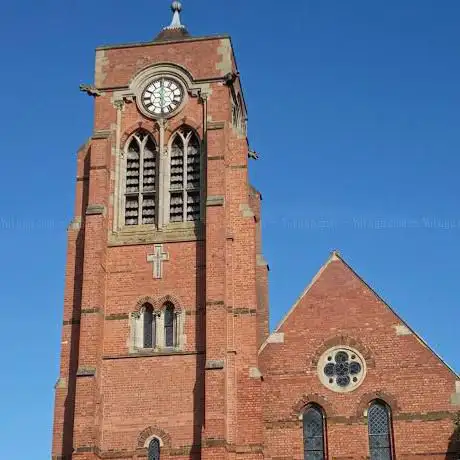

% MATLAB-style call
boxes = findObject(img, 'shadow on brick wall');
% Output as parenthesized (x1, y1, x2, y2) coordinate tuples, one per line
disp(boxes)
(192, 238, 205, 459)
(447, 414, 460, 460)
(60, 147, 90, 458)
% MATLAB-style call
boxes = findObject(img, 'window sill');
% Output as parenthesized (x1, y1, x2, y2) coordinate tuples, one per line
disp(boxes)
(103, 349, 203, 360)
(136, 347, 180, 354)
(109, 221, 204, 246)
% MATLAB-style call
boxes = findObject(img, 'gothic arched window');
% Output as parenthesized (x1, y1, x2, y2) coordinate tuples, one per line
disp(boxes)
(169, 128, 201, 223)
(148, 438, 160, 460)
(303, 405, 326, 460)
(164, 302, 177, 348)
(143, 304, 156, 349)
(368, 400, 393, 460)
(125, 131, 158, 226)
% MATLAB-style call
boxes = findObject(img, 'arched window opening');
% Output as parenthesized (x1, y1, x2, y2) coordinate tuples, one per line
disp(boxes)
(303, 405, 326, 460)
(368, 401, 393, 460)
(143, 304, 156, 349)
(125, 131, 158, 226)
(169, 128, 201, 223)
(148, 437, 160, 460)
(164, 302, 177, 348)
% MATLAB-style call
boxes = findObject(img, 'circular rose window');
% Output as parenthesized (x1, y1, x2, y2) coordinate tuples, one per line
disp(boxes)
(317, 346, 366, 393)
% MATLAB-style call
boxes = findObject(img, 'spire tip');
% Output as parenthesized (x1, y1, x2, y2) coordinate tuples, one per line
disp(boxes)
(171, 1, 182, 12)
(166, 0, 184, 29)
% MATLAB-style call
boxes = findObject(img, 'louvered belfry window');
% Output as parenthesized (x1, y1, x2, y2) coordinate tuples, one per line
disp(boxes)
(148, 438, 160, 460)
(124, 131, 158, 226)
(303, 405, 326, 460)
(368, 401, 393, 460)
(169, 128, 201, 223)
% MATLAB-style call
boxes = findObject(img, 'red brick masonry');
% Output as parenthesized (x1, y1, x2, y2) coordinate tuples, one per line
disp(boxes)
(51, 34, 460, 460)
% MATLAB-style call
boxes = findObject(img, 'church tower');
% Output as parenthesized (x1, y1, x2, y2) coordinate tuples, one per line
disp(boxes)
(52, 3, 269, 459)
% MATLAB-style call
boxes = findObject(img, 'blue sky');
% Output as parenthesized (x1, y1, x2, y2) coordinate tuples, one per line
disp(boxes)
(1, 0, 459, 458)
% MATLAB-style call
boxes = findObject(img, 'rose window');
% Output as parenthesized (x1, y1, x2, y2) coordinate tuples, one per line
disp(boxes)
(317, 347, 366, 392)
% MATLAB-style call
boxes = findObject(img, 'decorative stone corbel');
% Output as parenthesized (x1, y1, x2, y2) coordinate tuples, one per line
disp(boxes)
(199, 89, 210, 102)
(113, 99, 125, 111)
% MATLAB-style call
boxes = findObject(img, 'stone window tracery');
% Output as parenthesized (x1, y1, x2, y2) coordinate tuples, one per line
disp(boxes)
(317, 346, 366, 393)
(120, 127, 202, 231)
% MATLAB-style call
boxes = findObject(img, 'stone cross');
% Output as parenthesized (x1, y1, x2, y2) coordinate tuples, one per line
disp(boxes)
(147, 244, 170, 279)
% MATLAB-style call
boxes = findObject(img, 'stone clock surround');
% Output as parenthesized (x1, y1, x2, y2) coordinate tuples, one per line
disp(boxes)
(116, 62, 212, 117)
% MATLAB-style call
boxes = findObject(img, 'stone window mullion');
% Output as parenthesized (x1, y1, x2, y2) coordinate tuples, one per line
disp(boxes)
(138, 137, 145, 225)
(153, 312, 160, 349)
(174, 311, 179, 348)
(182, 135, 189, 222)
(158, 144, 168, 228)
(176, 309, 185, 349)
(157, 311, 165, 349)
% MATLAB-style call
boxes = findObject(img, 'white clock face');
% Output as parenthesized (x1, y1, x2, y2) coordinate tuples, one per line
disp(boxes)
(141, 78, 184, 116)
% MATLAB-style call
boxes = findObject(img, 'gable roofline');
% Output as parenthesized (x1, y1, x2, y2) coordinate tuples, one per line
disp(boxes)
(259, 250, 340, 354)
(259, 251, 459, 379)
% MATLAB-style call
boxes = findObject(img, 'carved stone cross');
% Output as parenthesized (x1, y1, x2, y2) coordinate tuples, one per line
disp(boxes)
(147, 244, 170, 279)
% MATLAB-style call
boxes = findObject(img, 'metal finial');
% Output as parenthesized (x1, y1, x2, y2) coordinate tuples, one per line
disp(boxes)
(167, 1, 184, 29)
(171, 1, 182, 12)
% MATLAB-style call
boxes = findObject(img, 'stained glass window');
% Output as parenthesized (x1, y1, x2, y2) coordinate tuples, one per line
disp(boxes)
(143, 304, 155, 348)
(319, 347, 365, 391)
(148, 438, 160, 460)
(164, 302, 176, 348)
(125, 131, 158, 226)
(169, 128, 201, 223)
(368, 401, 393, 460)
(303, 405, 326, 460)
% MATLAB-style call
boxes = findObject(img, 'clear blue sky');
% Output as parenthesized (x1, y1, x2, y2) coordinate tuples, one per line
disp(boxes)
(1, 0, 459, 458)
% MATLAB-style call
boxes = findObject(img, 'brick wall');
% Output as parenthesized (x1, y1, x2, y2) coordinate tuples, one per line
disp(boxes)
(259, 254, 459, 459)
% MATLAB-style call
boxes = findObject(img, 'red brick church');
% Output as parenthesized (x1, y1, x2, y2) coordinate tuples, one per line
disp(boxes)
(52, 2, 460, 459)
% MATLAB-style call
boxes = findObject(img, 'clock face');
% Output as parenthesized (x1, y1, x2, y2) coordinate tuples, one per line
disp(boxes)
(141, 78, 184, 116)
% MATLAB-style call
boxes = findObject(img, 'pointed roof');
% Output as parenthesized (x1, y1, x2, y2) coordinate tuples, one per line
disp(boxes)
(259, 251, 458, 378)
(154, 1, 191, 42)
